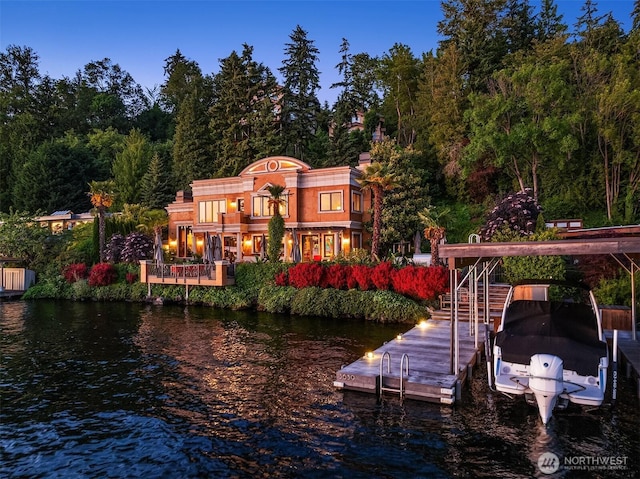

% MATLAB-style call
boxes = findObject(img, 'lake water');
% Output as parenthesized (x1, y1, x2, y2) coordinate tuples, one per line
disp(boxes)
(1, 300, 638, 478)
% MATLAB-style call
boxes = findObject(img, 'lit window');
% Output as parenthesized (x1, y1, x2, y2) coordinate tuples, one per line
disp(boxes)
(351, 192, 362, 213)
(320, 192, 342, 212)
(198, 200, 226, 223)
(252, 195, 288, 217)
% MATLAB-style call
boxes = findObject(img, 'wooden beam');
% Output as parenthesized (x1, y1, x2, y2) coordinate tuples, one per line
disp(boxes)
(440, 237, 640, 268)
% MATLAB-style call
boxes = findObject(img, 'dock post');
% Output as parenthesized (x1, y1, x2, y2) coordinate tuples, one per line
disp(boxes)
(449, 268, 456, 375)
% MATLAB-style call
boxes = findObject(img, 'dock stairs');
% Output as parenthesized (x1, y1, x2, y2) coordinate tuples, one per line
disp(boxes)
(429, 283, 511, 329)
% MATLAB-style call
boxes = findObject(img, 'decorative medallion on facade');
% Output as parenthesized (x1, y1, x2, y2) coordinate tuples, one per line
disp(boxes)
(240, 156, 310, 176)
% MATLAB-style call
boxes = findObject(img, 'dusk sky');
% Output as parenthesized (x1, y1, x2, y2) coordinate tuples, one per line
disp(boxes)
(1, 1, 635, 105)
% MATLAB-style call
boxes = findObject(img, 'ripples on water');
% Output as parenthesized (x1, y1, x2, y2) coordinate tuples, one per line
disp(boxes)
(1, 301, 638, 478)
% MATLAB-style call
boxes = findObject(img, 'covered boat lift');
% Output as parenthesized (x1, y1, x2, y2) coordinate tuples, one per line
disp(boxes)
(439, 237, 640, 375)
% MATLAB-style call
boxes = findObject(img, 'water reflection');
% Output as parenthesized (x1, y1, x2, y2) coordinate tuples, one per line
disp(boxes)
(1, 301, 638, 478)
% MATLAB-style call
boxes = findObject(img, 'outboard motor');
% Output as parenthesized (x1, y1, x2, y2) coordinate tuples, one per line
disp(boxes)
(529, 354, 564, 425)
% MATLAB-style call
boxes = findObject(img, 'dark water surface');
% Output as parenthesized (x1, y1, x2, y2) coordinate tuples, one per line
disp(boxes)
(1, 300, 638, 478)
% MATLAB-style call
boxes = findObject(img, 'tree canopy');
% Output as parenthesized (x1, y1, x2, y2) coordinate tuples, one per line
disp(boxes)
(0, 1, 637, 254)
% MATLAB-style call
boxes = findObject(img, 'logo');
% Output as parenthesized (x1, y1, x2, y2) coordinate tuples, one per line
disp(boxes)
(538, 452, 560, 474)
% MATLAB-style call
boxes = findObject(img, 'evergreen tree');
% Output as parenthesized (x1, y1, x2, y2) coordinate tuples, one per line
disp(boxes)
(250, 88, 282, 160)
(13, 135, 99, 213)
(535, 0, 568, 42)
(160, 49, 203, 114)
(575, 0, 606, 39)
(326, 96, 359, 167)
(279, 25, 321, 161)
(141, 152, 174, 209)
(210, 45, 280, 176)
(112, 128, 153, 206)
(0, 45, 42, 212)
(172, 87, 213, 189)
(266, 184, 286, 263)
(135, 86, 173, 142)
(438, 0, 508, 93)
(501, 0, 536, 54)
(379, 144, 430, 255)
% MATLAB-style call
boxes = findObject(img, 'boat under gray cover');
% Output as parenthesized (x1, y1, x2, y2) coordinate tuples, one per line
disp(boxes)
(495, 300, 608, 377)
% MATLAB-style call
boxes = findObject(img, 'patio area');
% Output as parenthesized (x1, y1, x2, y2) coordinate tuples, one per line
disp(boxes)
(139, 260, 235, 288)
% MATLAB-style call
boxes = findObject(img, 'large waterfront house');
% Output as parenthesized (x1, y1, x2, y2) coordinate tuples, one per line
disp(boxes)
(166, 155, 373, 263)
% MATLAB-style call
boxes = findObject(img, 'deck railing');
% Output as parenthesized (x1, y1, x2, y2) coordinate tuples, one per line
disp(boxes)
(149, 263, 216, 281)
(140, 260, 235, 287)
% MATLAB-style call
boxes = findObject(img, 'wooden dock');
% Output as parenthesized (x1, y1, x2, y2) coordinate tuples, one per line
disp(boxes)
(334, 319, 486, 404)
(0, 290, 24, 300)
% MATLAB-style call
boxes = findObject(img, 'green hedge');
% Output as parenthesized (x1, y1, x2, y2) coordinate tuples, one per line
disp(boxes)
(257, 284, 426, 323)
(23, 262, 426, 323)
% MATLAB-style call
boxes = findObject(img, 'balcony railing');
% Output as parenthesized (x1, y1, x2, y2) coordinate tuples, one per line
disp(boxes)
(140, 260, 234, 287)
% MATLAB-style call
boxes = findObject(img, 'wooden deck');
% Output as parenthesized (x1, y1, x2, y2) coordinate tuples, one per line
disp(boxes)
(0, 290, 24, 300)
(334, 319, 486, 404)
(139, 260, 235, 287)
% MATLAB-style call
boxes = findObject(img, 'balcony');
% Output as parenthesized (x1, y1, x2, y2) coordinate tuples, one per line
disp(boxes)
(140, 260, 235, 287)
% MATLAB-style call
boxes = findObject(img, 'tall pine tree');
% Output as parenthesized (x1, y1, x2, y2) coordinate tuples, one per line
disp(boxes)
(141, 152, 174, 209)
(210, 45, 280, 176)
(278, 25, 321, 161)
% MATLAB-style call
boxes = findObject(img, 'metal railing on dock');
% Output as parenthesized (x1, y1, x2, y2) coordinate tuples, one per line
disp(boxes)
(379, 352, 410, 399)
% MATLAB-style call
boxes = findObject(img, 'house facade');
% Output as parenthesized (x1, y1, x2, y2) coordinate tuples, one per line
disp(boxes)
(37, 210, 95, 233)
(166, 156, 372, 262)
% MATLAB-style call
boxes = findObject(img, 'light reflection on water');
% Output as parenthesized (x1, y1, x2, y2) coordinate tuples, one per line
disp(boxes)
(1, 300, 638, 478)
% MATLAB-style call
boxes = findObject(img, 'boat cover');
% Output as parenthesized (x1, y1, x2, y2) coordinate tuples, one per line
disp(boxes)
(495, 300, 608, 377)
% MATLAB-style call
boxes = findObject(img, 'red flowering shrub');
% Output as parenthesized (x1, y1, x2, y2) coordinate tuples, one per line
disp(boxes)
(272, 261, 448, 302)
(391, 265, 417, 298)
(325, 264, 350, 290)
(125, 272, 139, 284)
(345, 267, 358, 290)
(88, 263, 118, 287)
(351, 265, 373, 291)
(391, 265, 449, 301)
(63, 263, 88, 283)
(287, 263, 325, 288)
(274, 271, 288, 286)
(371, 262, 394, 291)
(418, 265, 449, 300)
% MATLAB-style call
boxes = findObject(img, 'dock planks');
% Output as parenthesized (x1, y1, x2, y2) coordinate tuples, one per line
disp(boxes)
(334, 319, 486, 404)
